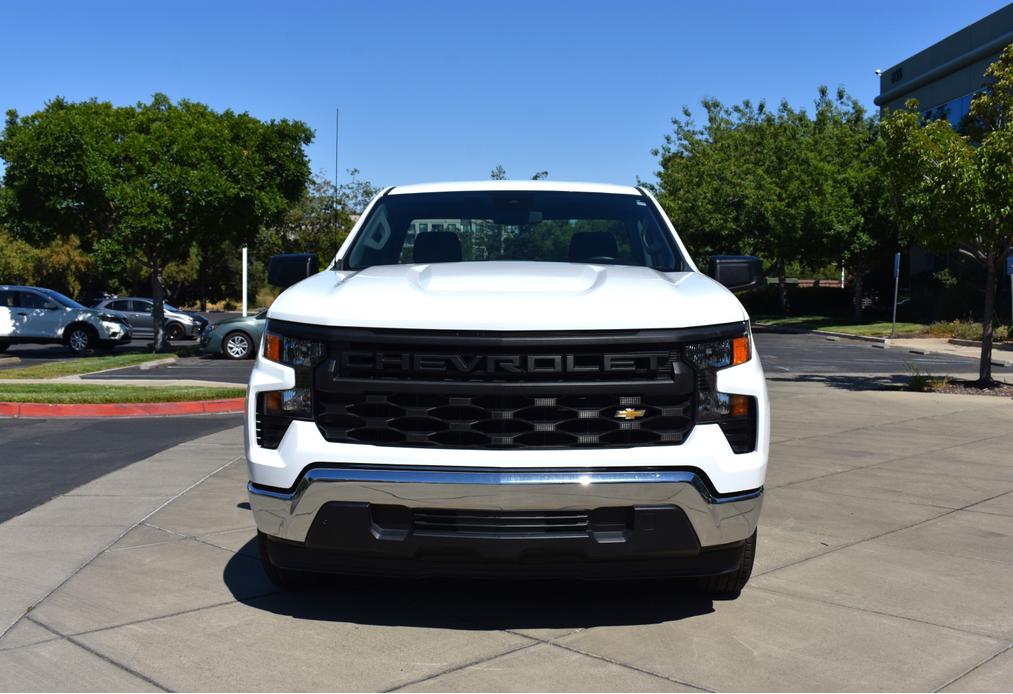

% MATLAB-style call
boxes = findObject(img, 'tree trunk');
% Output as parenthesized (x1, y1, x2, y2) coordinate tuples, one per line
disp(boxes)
(852, 269, 864, 323)
(977, 254, 998, 385)
(150, 264, 167, 353)
(777, 260, 788, 316)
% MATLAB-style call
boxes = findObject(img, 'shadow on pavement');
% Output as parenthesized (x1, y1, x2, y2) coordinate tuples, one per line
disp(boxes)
(767, 373, 912, 392)
(224, 540, 715, 630)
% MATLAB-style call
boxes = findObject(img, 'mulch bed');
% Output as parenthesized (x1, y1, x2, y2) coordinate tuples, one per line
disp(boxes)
(931, 379, 1013, 397)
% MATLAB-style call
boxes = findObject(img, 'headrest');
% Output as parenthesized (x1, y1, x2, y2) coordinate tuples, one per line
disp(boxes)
(413, 231, 462, 264)
(568, 231, 618, 261)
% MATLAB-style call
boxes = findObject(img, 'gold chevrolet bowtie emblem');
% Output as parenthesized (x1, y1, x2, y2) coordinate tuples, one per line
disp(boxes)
(614, 408, 646, 420)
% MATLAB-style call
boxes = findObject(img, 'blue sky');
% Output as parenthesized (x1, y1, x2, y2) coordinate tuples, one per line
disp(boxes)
(1, 0, 1009, 188)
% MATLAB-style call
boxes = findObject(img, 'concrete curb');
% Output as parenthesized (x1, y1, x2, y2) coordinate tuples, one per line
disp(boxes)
(0, 397, 245, 418)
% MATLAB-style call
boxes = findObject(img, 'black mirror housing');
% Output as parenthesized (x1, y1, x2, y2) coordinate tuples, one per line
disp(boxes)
(707, 255, 764, 292)
(268, 253, 320, 289)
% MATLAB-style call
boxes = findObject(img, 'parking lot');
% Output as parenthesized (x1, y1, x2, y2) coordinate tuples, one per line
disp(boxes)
(1, 331, 1012, 691)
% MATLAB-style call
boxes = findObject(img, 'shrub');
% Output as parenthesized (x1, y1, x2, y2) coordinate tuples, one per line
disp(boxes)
(222, 299, 237, 311)
(926, 321, 1011, 342)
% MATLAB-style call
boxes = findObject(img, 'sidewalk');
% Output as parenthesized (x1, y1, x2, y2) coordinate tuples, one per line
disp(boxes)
(1, 380, 1012, 691)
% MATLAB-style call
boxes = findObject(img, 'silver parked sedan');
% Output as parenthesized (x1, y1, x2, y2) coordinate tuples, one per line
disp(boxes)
(91, 297, 204, 340)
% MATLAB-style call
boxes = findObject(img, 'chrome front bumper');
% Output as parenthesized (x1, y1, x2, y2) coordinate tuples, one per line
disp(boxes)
(248, 467, 762, 549)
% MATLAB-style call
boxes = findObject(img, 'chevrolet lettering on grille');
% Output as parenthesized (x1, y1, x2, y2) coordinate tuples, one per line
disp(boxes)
(338, 351, 671, 376)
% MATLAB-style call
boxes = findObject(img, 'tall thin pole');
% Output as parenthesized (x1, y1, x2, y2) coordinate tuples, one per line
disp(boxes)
(890, 252, 900, 338)
(340, 107, 344, 205)
(241, 244, 248, 317)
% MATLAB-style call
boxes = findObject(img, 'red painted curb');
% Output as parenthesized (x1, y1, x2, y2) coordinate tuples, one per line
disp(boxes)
(0, 398, 246, 418)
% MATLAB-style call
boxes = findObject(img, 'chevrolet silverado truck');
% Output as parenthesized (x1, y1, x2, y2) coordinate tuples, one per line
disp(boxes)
(247, 181, 768, 597)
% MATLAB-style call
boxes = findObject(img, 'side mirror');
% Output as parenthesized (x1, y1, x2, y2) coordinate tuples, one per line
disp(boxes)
(268, 253, 320, 289)
(707, 255, 764, 292)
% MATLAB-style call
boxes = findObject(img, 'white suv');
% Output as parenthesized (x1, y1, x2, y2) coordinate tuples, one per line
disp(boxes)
(0, 285, 132, 354)
(246, 182, 768, 597)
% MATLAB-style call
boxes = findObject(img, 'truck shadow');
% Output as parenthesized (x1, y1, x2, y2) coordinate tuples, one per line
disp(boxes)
(767, 373, 913, 391)
(224, 540, 716, 630)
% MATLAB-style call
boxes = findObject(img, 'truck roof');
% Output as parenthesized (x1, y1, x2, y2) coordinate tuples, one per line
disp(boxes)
(387, 181, 643, 196)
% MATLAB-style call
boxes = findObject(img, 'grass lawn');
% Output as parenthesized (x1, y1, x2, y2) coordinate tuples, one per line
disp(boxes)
(754, 315, 928, 336)
(0, 352, 175, 379)
(0, 383, 245, 404)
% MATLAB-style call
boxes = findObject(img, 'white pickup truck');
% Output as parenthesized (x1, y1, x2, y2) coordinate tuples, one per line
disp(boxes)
(246, 181, 768, 597)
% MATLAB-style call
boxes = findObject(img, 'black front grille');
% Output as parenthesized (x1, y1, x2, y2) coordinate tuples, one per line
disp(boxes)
(315, 390, 693, 449)
(296, 325, 735, 452)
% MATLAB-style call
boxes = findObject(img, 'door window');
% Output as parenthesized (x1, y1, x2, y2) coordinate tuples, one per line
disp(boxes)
(17, 291, 48, 309)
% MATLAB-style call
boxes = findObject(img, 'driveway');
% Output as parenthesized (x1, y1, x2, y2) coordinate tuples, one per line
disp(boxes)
(1, 378, 1011, 691)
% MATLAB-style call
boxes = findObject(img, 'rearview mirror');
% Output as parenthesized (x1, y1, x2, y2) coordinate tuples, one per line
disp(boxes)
(268, 253, 320, 289)
(707, 255, 764, 292)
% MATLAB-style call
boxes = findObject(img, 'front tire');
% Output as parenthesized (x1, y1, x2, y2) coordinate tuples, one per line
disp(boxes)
(223, 331, 252, 360)
(66, 326, 96, 354)
(694, 530, 756, 599)
(257, 531, 314, 589)
(165, 322, 185, 341)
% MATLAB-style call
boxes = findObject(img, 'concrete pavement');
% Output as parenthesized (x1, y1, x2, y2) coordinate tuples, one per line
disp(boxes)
(1, 380, 1012, 691)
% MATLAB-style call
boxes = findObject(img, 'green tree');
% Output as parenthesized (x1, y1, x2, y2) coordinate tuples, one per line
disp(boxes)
(489, 165, 549, 181)
(0, 94, 312, 349)
(882, 45, 1013, 384)
(654, 98, 830, 314)
(809, 87, 898, 321)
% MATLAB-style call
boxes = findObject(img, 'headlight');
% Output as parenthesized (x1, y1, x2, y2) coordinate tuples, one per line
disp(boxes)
(684, 332, 756, 454)
(257, 332, 326, 428)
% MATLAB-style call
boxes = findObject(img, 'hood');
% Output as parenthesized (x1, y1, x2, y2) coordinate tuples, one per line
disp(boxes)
(267, 262, 748, 331)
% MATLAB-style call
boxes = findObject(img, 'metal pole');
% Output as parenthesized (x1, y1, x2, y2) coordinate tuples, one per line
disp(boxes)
(340, 107, 344, 200)
(890, 252, 900, 338)
(241, 245, 248, 317)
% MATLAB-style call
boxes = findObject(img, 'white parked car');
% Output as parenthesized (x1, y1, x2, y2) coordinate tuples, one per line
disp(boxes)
(0, 285, 132, 353)
(246, 181, 768, 597)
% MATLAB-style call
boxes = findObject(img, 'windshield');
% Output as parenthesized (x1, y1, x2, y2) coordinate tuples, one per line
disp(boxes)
(39, 288, 85, 309)
(344, 191, 685, 272)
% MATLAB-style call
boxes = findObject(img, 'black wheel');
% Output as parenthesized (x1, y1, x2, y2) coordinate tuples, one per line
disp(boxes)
(65, 325, 96, 354)
(257, 531, 314, 589)
(694, 530, 756, 599)
(165, 322, 185, 341)
(222, 331, 252, 360)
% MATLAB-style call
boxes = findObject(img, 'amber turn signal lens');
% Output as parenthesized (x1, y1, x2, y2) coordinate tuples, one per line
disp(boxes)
(731, 335, 750, 366)
(730, 393, 750, 417)
(263, 390, 282, 413)
(264, 332, 282, 362)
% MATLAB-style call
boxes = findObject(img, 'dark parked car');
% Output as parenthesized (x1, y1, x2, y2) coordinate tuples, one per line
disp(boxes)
(199, 310, 266, 359)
